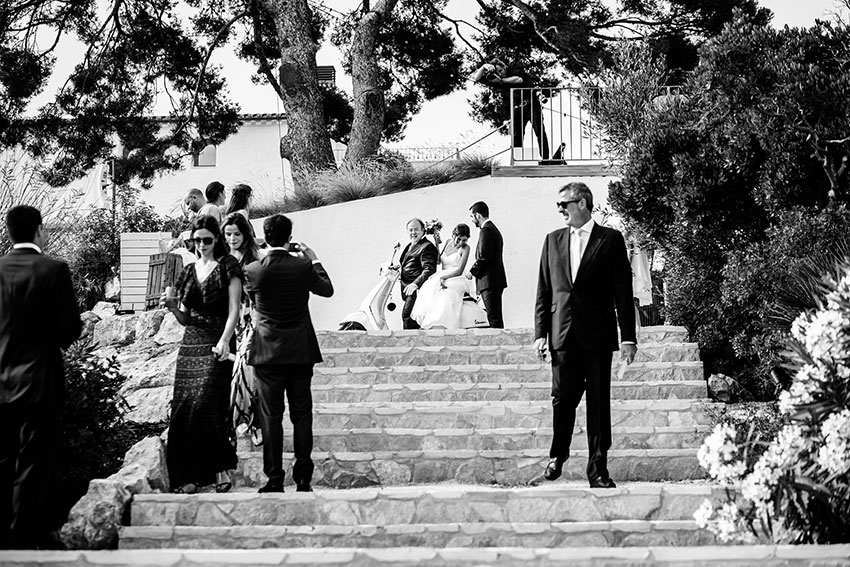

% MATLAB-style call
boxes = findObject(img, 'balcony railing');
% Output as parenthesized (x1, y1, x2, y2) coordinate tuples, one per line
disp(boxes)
(508, 86, 683, 165)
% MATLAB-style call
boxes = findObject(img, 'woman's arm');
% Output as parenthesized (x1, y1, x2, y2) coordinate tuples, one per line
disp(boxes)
(214, 277, 243, 361)
(440, 245, 471, 281)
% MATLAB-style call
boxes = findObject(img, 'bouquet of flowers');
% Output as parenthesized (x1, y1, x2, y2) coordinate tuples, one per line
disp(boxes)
(424, 218, 442, 235)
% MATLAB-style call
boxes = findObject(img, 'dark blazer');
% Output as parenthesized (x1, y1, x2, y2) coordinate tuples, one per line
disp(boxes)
(0, 248, 82, 405)
(399, 238, 438, 289)
(535, 224, 636, 352)
(246, 251, 333, 366)
(469, 221, 507, 292)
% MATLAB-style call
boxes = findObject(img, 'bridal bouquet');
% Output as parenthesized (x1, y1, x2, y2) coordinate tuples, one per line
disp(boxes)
(424, 218, 442, 235)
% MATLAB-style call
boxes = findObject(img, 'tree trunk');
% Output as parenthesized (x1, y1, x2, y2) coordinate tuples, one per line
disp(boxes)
(262, 0, 335, 171)
(344, 0, 399, 165)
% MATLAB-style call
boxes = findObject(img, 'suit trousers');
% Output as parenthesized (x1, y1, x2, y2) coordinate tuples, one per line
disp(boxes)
(253, 364, 314, 486)
(401, 289, 420, 330)
(479, 288, 504, 329)
(0, 403, 60, 549)
(548, 331, 614, 481)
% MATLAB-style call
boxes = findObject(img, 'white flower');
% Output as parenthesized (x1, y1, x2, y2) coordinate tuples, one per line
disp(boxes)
(740, 424, 808, 511)
(698, 423, 746, 482)
(778, 364, 826, 414)
(792, 308, 850, 364)
(693, 499, 714, 528)
(816, 409, 850, 476)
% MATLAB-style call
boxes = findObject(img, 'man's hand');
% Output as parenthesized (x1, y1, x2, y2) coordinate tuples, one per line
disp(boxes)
(297, 242, 319, 262)
(465, 272, 473, 280)
(404, 282, 418, 295)
(533, 337, 548, 361)
(621, 343, 637, 365)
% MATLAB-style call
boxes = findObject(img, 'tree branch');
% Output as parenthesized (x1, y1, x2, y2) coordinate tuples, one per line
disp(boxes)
(249, 0, 285, 102)
(427, 4, 483, 60)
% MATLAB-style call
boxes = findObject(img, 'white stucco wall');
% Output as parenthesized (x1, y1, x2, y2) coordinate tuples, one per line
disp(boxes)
(249, 175, 617, 330)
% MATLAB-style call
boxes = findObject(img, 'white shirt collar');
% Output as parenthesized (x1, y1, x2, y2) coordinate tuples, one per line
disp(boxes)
(13, 243, 42, 254)
(572, 218, 595, 234)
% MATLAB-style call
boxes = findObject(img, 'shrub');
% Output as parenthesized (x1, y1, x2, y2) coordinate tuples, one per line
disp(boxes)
(695, 263, 850, 544)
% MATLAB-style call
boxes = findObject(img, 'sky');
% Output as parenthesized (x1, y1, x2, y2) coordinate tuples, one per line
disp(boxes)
(28, 0, 845, 158)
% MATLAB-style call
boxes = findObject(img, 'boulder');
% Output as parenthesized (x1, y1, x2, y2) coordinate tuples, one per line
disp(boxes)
(123, 436, 169, 493)
(91, 302, 118, 319)
(153, 311, 184, 345)
(118, 347, 178, 394)
(92, 314, 138, 348)
(125, 386, 172, 424)
(708, 373, 753, 403)
(108, 463, 151, 495)
(135, 309, 166, 341)
(79, 311, 100, 343)
(59, 479, 130, 550)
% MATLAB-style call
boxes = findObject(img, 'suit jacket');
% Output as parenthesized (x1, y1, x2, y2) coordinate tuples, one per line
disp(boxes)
(0, 248, 82, 405)
(399, 238, 438, 289)
(469, 221, 507, 292)
(534, 224, 636, 352)
(246, 251, 333, 366)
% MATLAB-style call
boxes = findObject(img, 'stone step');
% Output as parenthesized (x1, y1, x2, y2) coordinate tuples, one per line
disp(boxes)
(129, 483, 723, 527)
(234, 448, 706, 487)
(119, 520, 717, 549)
(237, 426, 711, 454)
(5, 545, 848, 566)
(313, 362, 705, 385)
(319, 343, 701, 368)
(297, 400, 717, 431)
(316, 326, 690, 348)
(311, 380, 707, 403)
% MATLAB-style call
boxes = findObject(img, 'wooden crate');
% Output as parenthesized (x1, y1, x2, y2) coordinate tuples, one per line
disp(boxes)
(145, 253, 184, 310)
(119, 232, 172, 311)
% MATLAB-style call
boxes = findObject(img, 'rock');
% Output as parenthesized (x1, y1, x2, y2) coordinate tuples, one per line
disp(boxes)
(707, 373, 753, 403)
(125, 386, 172, 424)
(59, 479, 130, 550)
(135, 309, 167, 341)
(123, 436, 169, 493)
(92, 314, 138, 348)
(79, 311, 100, 343)
(91, 301, 118, 319)
(108, 463, 151, 495)
(119, 347, 177, 394)
(154, 312, 184, 345)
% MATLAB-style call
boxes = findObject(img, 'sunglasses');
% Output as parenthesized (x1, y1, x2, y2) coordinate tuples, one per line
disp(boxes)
(190, 236, 215, 245)
(556, 199, 581, 209)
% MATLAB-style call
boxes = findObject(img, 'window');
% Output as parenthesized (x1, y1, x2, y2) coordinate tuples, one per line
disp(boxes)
(192, 144, 217, 167)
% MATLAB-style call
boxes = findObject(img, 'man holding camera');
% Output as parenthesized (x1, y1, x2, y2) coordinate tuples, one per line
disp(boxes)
(245, 214, 333, 493)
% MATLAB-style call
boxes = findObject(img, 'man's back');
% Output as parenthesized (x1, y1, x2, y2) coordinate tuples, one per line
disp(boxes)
(0, 250, 81, 404)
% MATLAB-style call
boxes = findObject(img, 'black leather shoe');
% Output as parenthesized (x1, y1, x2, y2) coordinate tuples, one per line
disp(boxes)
(589, 477, 617, 489)
(295, 483, 312, 493)
(258, 481, 284, 493)
(544, 457, 565, 481)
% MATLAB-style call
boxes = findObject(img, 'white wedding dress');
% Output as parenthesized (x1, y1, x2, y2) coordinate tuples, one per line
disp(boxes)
(411, 248, 473, 329)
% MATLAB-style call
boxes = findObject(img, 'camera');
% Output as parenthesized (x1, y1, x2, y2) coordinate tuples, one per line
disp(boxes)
(290, 242, 302, 252)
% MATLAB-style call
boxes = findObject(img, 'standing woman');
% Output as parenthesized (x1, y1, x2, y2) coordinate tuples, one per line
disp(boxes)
(225, 184, 253, 222)
(162, 215, 243, 494)
(222, 213, 263, 445)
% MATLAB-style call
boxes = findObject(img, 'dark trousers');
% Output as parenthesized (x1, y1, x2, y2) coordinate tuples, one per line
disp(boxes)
(253, 364, 314, 486)
(512, 99, 549, 159)
(401, 288, 420, 330)
(479, 288, 504, 329)
(548, 333, 614, 482)
(0, 403, 60, 549)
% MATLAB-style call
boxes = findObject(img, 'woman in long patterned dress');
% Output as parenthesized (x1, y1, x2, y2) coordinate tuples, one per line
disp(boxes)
(162, 214, 243, 494)
(222, 213, 263, 446)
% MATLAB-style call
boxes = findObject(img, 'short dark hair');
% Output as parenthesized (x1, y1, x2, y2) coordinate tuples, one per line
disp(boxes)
(6, 205, 42, 244)
(452, 223, 471, 238)
(205, 181, 225, 203)
(406, 218, 425, 231)
(190, 214, 228, 259)
(469, 201, 489, 218)
(560, 182, 594, 211)
(264, 214, 292, 247)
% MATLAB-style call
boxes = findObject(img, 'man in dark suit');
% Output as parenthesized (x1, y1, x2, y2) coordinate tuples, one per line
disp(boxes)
(468, 201, 507, 328)
(0, 205, 81, 549)
(398, 218, 438, 330)
(246, 214, 333, 493)
(533, 182, 637, 488)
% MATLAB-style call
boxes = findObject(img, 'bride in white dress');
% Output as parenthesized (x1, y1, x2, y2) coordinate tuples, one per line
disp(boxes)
(411, 224, 473, 329)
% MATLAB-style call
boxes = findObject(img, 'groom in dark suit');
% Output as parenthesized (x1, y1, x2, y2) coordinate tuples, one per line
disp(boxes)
(398, 218, 438, 330)
(468, 201, 507, 328)
(246, 214, 333, 493)
(0, 205, 81, 549)
(534, 182, 637, 488)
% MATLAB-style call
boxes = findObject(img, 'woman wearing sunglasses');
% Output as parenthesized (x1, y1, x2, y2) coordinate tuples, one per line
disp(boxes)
(161, 214, 243, 494)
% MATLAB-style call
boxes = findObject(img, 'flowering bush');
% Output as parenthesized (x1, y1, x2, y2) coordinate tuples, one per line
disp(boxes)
(695, 264, 850, 544)
(424, 219, 442, 235)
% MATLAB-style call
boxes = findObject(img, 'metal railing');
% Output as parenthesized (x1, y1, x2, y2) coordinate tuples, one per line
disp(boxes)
(507, 85, 683, 165)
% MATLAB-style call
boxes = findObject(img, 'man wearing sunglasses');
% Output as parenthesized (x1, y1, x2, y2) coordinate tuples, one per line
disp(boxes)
(533, 182, 637, 489)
